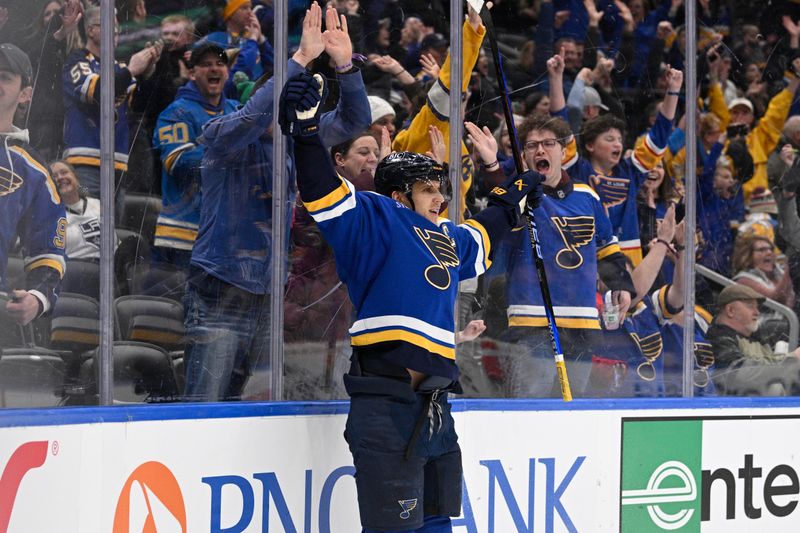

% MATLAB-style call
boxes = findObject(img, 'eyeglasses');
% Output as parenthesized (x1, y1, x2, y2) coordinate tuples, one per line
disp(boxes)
(523, 139, 559, 151)
(752, 247, 773, 253)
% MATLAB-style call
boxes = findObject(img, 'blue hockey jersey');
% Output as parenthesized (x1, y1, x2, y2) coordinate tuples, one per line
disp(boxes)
(152, 82, 239, 251)
(567, 112, 673, 264)
(62, 49, 135, 171)
(507, 180, 623, 330)
(304, 177, 490, 378)
(661, 306, 717, 396)
(595, 285, 680, 396)
(0, 129, 66, 313)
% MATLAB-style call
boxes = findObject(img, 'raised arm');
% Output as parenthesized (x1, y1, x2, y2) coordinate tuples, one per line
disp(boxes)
(631, 204, 675, 305)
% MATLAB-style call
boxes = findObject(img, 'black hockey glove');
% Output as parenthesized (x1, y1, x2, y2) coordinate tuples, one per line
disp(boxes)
(487, 170, 545, 223)
(278, 72, 327, 137)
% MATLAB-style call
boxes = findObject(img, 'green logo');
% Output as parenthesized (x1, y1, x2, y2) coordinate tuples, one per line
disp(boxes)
(620, 420, 703, 532)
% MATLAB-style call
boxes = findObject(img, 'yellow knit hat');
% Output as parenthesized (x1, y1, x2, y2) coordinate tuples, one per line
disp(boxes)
(223, 0, 250, 20)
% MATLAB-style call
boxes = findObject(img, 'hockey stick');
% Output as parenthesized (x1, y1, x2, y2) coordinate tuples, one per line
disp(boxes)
(469, 0, 573, 401)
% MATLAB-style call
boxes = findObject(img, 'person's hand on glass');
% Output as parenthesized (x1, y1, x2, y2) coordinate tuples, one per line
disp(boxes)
(323, 5, 353, 69)
(293, 1, 325, 67)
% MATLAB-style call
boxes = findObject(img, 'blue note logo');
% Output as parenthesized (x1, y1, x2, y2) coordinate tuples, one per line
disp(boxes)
(398, 498, 418, 520)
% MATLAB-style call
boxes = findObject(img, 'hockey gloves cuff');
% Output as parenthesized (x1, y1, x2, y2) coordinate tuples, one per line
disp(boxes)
(278, 72, 327, 137)
(487, 170, 545, 223)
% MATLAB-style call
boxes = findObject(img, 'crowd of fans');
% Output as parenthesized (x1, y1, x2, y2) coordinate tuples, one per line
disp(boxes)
(6, 0, 800, 402)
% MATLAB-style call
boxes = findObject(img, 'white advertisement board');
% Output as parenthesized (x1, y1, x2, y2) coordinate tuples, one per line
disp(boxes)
(1, 402, 800, 532)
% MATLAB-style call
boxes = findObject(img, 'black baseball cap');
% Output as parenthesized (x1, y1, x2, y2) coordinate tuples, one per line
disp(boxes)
(0, 43, 33, 87)
(188, 43, 229, 68)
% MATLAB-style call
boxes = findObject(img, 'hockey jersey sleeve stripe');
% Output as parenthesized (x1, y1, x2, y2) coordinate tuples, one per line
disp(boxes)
(25, 257, 65, 278)
(461, 219, 492, 273)
(154, 216, 200, 230)
(305, 179, 357, 222)
(695, 306, 712, 333)
(508, 316, 601, 329)
(154, 225, 198, 242)
(164, 143, 196, 173)
(9, 147, 61, 204)
(65, 155, 128, 171)
(64, 147, 130, 163)
(426, 79, 450, 121)
(596, 242, 622, 260)
(82, 74, 99, 103)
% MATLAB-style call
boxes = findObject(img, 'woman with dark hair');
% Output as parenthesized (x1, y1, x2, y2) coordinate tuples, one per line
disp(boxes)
(637, 160, 678, 250)
(329, 131, 381, 191)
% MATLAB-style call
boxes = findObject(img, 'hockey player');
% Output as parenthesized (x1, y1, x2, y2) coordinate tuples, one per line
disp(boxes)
(499, 112, 635, 397)
(0, 44, 66, 338)
(279, 71, 544, 532)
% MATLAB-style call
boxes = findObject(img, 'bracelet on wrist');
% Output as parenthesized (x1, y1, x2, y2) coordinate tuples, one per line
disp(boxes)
(335, 62, 353, 72)
(655, 238, 673, 250)
(667, 90, 681, 96)
(483, 160, 499, 170)
(393, 68, 407, 77)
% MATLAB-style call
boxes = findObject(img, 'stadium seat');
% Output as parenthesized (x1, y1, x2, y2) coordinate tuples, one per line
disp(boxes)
(170, 351, 185, 396)
(0, 349, 66, 407)
(61, 259, 100, 300)
(120, 193, 161, 244)
(50, 293, 100, 353)
(114, 232, 151, 296)
(80, 341, 179, 403)
(115, 295, 185, 351)
(129, 264, 187, 302)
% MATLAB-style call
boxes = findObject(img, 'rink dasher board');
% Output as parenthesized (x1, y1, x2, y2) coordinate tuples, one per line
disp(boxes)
(2, 398, 800, 532)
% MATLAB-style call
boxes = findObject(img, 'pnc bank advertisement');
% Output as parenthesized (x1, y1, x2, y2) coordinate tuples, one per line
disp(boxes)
(0, 404, 800, 532)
